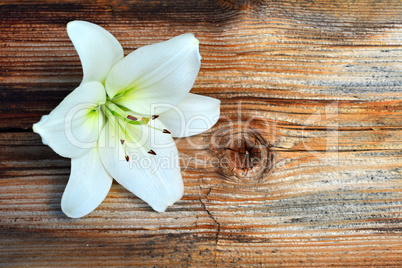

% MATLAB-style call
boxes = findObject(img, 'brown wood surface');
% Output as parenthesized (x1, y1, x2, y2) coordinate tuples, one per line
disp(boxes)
(1, 0, 401, 266)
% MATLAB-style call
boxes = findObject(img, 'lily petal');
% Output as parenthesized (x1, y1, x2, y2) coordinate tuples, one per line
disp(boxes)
(105, 33, 201, 115)
(61, 147, 113, 218)
(98, 118, 183, 212)
(33, 81, 106, 158)
(158, 93, 220, 138)
(34, 115, 49, 145)
(67, 20, 124, 84)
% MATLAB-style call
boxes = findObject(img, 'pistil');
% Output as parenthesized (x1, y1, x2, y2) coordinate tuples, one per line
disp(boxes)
(103, 101, 160, 159)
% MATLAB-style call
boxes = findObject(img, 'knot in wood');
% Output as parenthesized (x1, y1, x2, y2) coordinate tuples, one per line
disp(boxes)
(210, 128, 273, 181)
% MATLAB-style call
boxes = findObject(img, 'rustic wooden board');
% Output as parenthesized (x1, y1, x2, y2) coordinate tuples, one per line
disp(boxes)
(0, 0, 401, 266)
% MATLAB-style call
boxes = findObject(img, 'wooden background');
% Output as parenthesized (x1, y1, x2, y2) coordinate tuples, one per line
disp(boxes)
(1, 0, 401, 266)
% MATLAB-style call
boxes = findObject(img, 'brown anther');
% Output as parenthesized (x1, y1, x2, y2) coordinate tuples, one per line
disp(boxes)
(125, 155, 129, 162)
(147, 150, 156, 155)
(127, 115, 138, 121)
(120, 139, 125, 145)
(162, 129, 171, 134)
(152, 115, 159, 120)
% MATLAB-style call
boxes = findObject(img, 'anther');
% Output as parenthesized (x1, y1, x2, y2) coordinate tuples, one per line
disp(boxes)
(125, 155, 129, 162)
(120, 139, 125, 145)
(152, 115, 159, 120)
(162, 129, 171, 134)
(147, 150, 156, 155)
(127, 115, 138, 121)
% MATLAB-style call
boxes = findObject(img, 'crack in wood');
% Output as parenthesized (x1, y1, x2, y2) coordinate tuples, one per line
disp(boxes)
(198, 187, 221, 252)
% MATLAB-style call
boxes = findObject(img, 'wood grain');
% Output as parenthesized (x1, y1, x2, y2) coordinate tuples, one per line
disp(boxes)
(0, 0, 401, 266)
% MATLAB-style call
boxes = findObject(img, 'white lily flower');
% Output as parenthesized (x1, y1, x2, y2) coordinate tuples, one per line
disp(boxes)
(32, 21, 220, 218)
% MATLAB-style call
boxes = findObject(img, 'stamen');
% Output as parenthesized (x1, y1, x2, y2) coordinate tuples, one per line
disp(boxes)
(148, 150, 156, 155)
(127, 115, 138, 121)
(152, 115, 159, 120)
(162, 129, 171, 134)
(105, 101, 156, 157)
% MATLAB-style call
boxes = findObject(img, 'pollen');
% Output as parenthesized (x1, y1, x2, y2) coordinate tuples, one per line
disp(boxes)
(147, 150, 156, 155)
(127, 115, 138, 121)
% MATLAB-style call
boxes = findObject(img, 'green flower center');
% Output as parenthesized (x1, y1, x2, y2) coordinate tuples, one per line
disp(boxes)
(99, 100, 169, 161)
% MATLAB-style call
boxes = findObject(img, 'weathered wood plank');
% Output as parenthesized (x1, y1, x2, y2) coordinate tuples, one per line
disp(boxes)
(0, 0, 401, 266)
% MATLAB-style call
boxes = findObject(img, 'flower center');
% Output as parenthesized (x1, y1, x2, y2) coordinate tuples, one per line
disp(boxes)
(100, 100, 170, 161)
